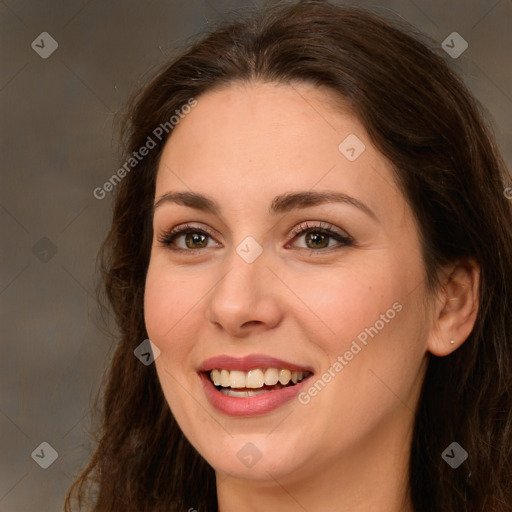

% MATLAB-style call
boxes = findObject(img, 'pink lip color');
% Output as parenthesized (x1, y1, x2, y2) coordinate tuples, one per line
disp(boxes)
(199, 371, 311, 417)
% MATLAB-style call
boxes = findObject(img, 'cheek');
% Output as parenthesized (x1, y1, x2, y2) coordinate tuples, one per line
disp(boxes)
(143, 259, 199, 357)
(310, 272, 425, 411)
(144, 262, 202, 421)
(290, 259, 406, 349)
(143, 273, 172, 343)
(292, 255, 425, 397)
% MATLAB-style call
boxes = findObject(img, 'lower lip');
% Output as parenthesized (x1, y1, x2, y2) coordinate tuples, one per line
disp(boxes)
(199, 372, 311, 417)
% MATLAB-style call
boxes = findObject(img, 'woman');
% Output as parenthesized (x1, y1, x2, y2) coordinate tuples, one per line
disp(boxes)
(65, 1, 512, 511)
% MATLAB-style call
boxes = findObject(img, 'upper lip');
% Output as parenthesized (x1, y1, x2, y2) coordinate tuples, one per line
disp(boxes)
(198, 354, 314, 373)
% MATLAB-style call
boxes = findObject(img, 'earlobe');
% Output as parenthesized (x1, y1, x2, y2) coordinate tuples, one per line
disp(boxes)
(427, 259, 480, 357)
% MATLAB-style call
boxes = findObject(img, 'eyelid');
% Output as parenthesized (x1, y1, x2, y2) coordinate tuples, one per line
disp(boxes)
(288, 220, 352, 241)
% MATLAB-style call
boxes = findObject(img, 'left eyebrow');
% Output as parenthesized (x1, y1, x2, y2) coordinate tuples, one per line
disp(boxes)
(153, 190, 377, 221)
(269, 190, 377, 221)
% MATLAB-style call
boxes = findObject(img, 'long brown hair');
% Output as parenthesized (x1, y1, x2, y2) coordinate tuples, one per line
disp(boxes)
(65, 1, 512, 510)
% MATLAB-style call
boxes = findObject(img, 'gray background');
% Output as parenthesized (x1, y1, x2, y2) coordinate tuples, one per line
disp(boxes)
(1, 0, 510, 510)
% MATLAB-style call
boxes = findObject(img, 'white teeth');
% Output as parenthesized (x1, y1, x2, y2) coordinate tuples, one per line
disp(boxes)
(229, 370, 246, 388)
(209, 368, 310, 389)
(220, 369, 230, 387)
(211, 369, 221, 386)
(264, 368, 279, 385)
(278, 369, 291, 385)
(246, 369, 265, 388)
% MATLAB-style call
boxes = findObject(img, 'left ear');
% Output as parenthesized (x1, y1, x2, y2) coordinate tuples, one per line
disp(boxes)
(427, 258, 480, 356)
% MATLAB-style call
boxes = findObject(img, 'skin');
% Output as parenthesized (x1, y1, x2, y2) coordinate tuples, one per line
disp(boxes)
(144, 81, 480, 512)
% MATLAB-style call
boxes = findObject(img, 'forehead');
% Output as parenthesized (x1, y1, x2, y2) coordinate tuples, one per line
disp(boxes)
(155, 81, 401, 221)
(159, 81, 359, 164)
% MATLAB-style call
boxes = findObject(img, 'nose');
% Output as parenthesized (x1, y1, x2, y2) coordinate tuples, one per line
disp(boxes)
(204, 247, 284, 337)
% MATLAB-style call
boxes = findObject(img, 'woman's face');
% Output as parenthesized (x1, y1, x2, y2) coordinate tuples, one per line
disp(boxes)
(144, 81, 433, 483)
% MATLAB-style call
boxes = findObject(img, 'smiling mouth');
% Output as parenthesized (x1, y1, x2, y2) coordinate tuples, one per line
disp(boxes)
(207, 368, 313, 397)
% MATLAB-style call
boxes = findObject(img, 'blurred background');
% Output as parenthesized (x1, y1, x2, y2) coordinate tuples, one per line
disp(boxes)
(0, 0, 510, 510)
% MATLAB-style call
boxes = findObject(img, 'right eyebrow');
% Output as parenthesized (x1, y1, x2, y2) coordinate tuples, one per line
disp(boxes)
(154, 191, 220, 214)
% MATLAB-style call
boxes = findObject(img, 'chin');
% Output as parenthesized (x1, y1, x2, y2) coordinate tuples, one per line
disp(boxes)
(193, 432, 311, 481)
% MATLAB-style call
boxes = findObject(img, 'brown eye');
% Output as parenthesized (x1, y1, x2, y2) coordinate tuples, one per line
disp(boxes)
(289, 222, 353, 252)
(158, 225, 219, 252)
(183, 232, 209, 249)
(304, 231, 330, 249)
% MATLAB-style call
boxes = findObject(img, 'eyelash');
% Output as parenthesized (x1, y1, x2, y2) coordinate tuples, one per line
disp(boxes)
(157, 221, 353, 254)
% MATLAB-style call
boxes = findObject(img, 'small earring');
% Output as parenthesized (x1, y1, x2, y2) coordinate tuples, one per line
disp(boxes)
(450, 339, 455, 344)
